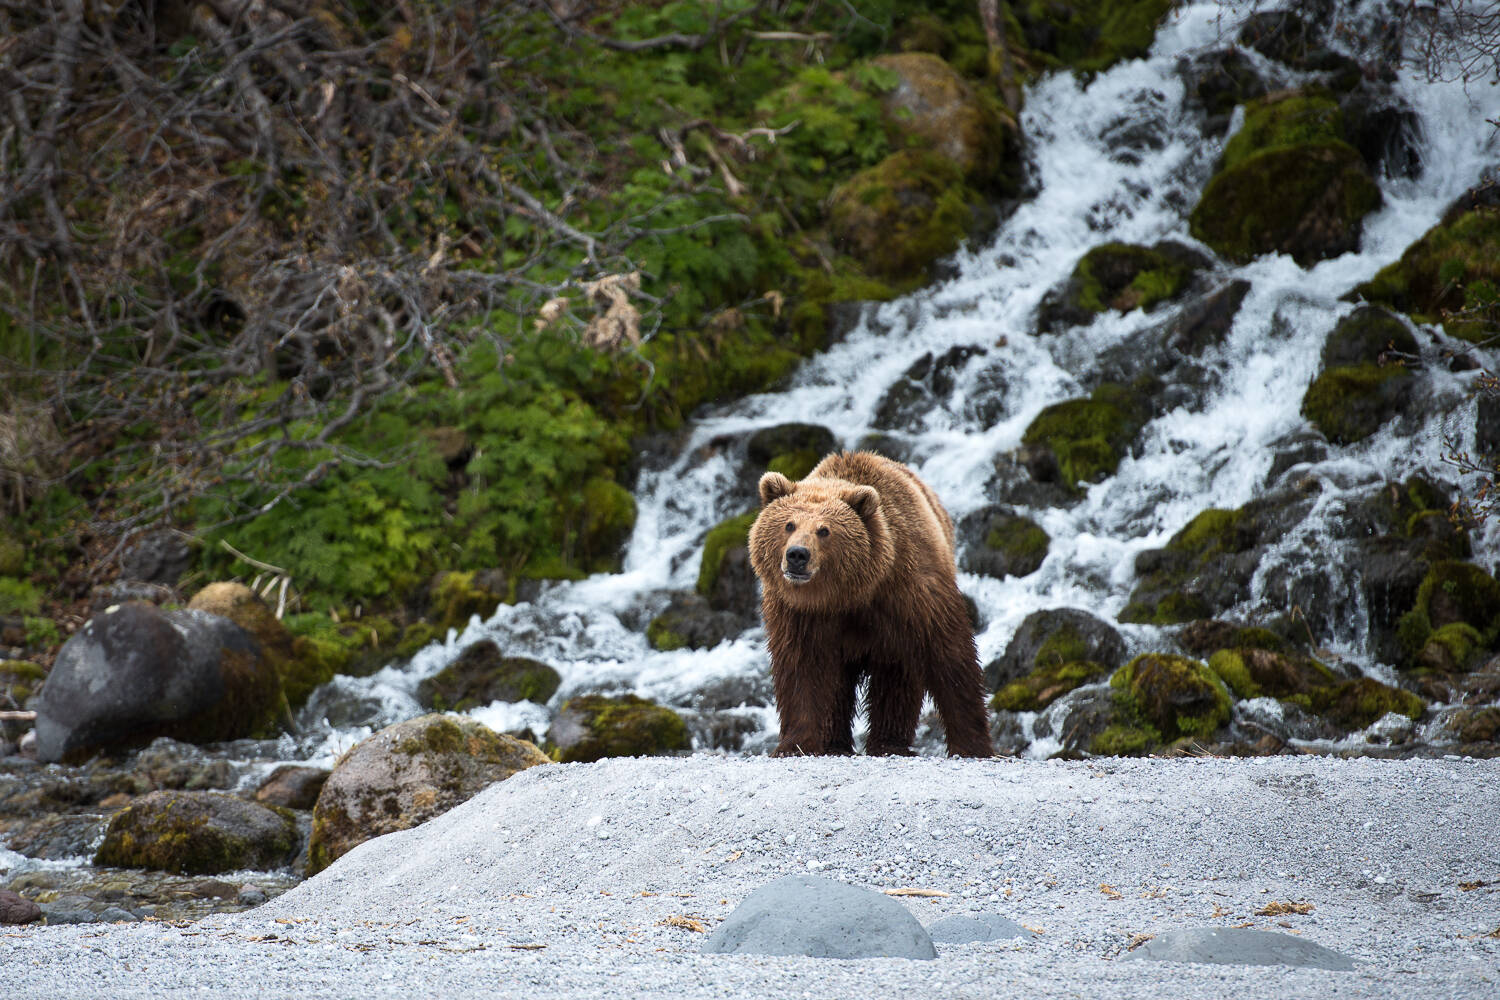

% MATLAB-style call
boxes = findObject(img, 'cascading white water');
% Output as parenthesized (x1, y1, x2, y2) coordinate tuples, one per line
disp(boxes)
(292, 0, 1500, 765)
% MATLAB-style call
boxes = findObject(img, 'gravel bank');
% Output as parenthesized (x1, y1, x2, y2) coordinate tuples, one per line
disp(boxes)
(4, 754, 1498, 998)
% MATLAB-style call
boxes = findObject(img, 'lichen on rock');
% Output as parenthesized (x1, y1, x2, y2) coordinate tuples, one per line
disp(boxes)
(94, 790, 300, 875)
(547, 694, 691, 764)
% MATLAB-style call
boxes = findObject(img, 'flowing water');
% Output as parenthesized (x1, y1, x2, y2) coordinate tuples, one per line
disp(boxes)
(287, 0, 1499, 766)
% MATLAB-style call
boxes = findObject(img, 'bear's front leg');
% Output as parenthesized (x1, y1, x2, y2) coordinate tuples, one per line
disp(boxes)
(922, 595, 994, 758)
(769, 636, 859, 756)
(863, 661, 922, 756)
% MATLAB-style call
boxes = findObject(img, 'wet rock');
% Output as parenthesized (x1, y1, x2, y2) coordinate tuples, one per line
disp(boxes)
(870, 52, 1023, 193)
(416, 639, 561, 711)
(829, 150, 995, 282)
(1021, 381, 1155, 494)
(695, 512, 760, 616)
(1037, 241, 1210, 333)
(991, 660, 1109, 714)
(254, 765, 331, 811)
(688, 675, 773, 712)
(306, 714, 547, 875)
(1237, 9, 1326, 69)
(684, 709, 765, 753)
(986, 608, 1126, 692)
(33, 602, 286, 763)
(133, 738, 237, 790)
(873, 346, 988, 430)
(1341, 84, 1423, 181)
(548, 694, 691, 764)
(119, 529, 193, 588)
(0, 888, 42, 924)
(94, 790, 300, 875)
(1396, 561, 1500, 673)
(6, 813, 111, 861)
(746, 424, 837, 483)
(1176, 48, 1273, 133)
(702, 874, 936, 959)
(1122, 926, 1355, 971)
(237, 884, 269, 906)
(1177, 620, 1293, 658)
(1190, 90, 1382, 266)
(1110, 652, 1232, 745)
(957, 507, 1049, 580)
(647, 592, 751, 652)
(1157, 279, 1251, 357)
(1206, 648, 1340, 702)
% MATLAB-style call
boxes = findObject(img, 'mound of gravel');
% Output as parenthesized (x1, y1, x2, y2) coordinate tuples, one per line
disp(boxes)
(4, 755, 1498, 999)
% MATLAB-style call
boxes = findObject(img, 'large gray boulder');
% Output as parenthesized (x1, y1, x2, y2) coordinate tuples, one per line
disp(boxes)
(701, 874, 937, 960)
(32, 602, 286, 763)
(1120, 926, 1356, 971)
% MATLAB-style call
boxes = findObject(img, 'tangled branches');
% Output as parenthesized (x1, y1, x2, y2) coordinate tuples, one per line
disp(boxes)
(0, 0, 740, 556)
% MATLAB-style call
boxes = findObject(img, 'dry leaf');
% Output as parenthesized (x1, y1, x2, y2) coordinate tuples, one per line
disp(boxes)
(1099, 884, 1122, 900)
(1256, 901, 1314, 917)
(1126, 933, 1155, 951)
(883, 888, 950, 898)
(658, 915, 707, 933)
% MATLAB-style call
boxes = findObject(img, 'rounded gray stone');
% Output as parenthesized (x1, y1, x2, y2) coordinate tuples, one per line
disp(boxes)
(926, 912, 1029, 943)
(1119, 927, 1356, 971)
(701, 874, 937, 960)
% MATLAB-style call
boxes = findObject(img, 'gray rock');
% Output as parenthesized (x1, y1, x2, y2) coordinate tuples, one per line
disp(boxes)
(0, 888, 42, 925)
(1120, 927, 1356, 971)
(926, 912, 1029, 943)
(98, 906, 140, 923)
(701, 874, 936, 960)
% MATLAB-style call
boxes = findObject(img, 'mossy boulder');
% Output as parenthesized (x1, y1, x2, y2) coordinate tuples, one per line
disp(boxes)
(1110, 652, 1233, 743)
(1396, 561, 1500, 671)
(992, 660, 1109, 713)
(1177, 620, 1292, 658)
(1206, 647, 1339, 700)
(576, 476, 637, 572)
(33, 601, 290, 762)
(306, 714, 548, 875)
(1353, 199, 1500, 342)
(426, 569, 510, 631)
(1293, 676, 1424, 731)
(829, 149, 993, 282)
(187, 582, 333, 709)
(1447, 706, 1500, 743)
(989, 608, 1127, 694)
(647, 593, 750, 652)
(1119, 486, 1318, 625)
(958, 507, 1049, 580)
(870, 52, 1022, 193)
(1036, 241, 1210, 333)
(93, 790, 299, 875)
(1190, 91, 1382, 265)
(746, 423, 837, 484)
(547, 694, 691, 763)
(1300, 362, 1414, 445)
(416, 639, 561, 712)
(1020, 381, 1154, 493)
(1319, 306, 1419, 369)
(696, 511, 760, 614)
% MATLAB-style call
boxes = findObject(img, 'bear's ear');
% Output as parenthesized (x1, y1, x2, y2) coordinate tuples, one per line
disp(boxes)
(759, 471, 796, 507)
(843, 485, 880, 523)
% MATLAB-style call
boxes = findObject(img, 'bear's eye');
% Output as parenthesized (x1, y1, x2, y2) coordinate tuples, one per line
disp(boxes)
(816, 526, 830, 538)
(784, 521, 795, 533)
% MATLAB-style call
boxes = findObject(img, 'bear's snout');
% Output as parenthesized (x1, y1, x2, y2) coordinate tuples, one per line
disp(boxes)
(783, 545, 812, 582)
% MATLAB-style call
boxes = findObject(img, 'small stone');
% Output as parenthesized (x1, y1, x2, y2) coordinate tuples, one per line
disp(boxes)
(1120, 927, 1356, 971)
(98, 906, 140, 923)
(926, 913, 1029, 943)
(0, 889, 42, 925)
(237, 885, 268, 907)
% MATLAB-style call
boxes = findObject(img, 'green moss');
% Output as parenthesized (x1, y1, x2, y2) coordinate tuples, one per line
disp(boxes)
(426, 571, 506, 630)
(1118, 591, 1215, 626)
(1021, 381, 1153, 493)
(696, 511, 759, 598)
(991, 660, 1107, 712)
(985, 516, 1050, 563)
(646, 617, 688, 652)
(1089, 722, 1160, 757)
(576, 476, 637, 572)
(0, 577, 42, 615)
(1189, 141, 1381, 265)
(1397, 561, 1500, 666)
(766, 450, 822, 482)
(550, 694, 691, 763)
(1207, 646, 1339, 702)
(1220, 93, 1344, 172)
(1306, 677, 1425, 730)
(1207, 650, 1258, 699)
(1414, 622, 1483, 673)
(1111, 652, 1232, 741)
(1014, 0, 1176, 75)
(395, 716, 467, 756)
(0, 536, 23, 576)
(1355, 206, 1500, 341)
(1300, 362, 1413, 445)
(93, 791, 299, 875)
(1068, 243, 1195, 316)
(0, 659, 46, 704)
(829, 149, 989, 282)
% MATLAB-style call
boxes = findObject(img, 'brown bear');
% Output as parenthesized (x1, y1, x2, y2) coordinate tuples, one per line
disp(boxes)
(749, 450, 993, 757)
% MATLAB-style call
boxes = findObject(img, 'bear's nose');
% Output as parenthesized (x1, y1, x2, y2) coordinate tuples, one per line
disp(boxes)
(785, 546, 810, 572)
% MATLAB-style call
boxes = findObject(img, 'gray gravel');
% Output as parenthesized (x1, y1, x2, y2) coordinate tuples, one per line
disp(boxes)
(3, 754, 1498, 998)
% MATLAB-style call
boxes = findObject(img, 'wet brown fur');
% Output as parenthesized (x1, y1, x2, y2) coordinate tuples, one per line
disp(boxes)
(750, 451, 993, 757)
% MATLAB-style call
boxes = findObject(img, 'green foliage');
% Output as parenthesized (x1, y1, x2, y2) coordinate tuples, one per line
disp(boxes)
(0, 577, 42, 615)
(756, 65, 896, 176)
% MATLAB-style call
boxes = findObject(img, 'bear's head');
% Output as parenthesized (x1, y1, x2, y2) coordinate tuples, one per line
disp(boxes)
(749, 470, 895, 612)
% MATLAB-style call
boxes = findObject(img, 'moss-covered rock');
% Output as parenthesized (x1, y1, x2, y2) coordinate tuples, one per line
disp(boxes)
(575, 476, 637, 572)
(1396, 560, 1500, 670)
(1110, 652, 1232, 743)
(1020, 381, 1154, 493)
(1177, 620, 1291, 658)
(829, 149, 993, 282)
(696, 511, 759, 603)
(1036, 241, 1209, 333)
(870, 52, 1022, 193)
(187, 582, 334, 710)
(425, 569, 510, 632)
(992, 660, 1108, 712)
(93, 790, 299, 875)
(1190, 91, 1382, 265)
(958, 507, 1049, 579)
(1292, 676, 1425, 730)
(1353, 196, 1500, 343)
(1300, 362, 1414, 445)
(1447, 706, 1500, 743)
(1319, 306, 1419, 369)
(416, 639, 561, 712)
(547, 694, 691, 763)
(306, 714, 548, 875)
(1206, 647, 1339, 700)
(646, 593, 750, 652)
